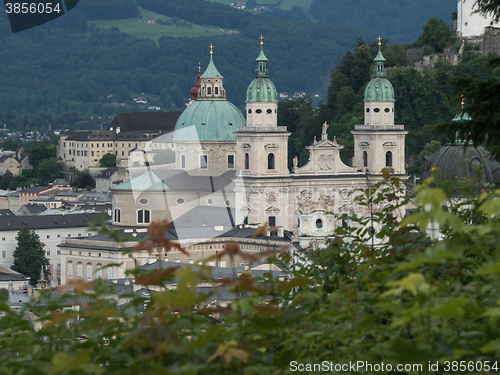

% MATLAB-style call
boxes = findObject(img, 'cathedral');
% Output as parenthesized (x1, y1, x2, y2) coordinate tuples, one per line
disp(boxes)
(110, 38, 408, 248)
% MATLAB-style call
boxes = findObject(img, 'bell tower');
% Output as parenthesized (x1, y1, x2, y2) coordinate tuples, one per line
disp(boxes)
(351, 37, 407, 175)
(235, 36, 290, 177)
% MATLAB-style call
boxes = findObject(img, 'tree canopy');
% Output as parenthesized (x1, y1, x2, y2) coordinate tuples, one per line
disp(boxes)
(11, 228, 49, 286)
(100, 153, 116, 168)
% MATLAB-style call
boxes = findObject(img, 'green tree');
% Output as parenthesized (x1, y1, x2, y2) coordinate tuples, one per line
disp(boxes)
(415, 17, 451, 53)
(0, 170, 14, 190)
(11, 228, 49, 286)
(350, 43, 372, 94)
(100, 153, 116, 167)
(152, 149, 175, 165)
(419, 140, 441, 159)
(28, 144, 50, 170)
(38, 157, 63, 185)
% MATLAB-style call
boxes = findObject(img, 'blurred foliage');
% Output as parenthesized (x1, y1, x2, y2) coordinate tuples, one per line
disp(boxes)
(2, 174, 500, 372)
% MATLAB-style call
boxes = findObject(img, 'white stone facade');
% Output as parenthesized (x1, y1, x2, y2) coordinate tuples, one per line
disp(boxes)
(457, 0, 499, 38)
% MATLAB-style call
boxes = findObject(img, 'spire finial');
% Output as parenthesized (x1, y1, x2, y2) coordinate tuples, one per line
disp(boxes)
(461, 94, 465, 109)
(259, 35, 265, 47)
(209, 44, 214, 56)
(198, 62, 201, 73)
(377, 36, 382, 47)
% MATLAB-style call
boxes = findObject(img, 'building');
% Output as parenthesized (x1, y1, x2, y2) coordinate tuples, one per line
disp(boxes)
(0, 212, 108, 286)
(57, 112, 181, 172)
(111, 41, 407, 247)
(55, 40, 407, 284)
(457, 0, 499, 38)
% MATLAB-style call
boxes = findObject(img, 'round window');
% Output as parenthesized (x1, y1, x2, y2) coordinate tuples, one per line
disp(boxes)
(225, 200, 231, 207)
(248, 109, 252, 113)
(207, 199, 213, 205)
(315, 219, 323, 229)
(366, 108, 370, 113)
(384, 108, 390, 113)
(374, 108, 380, 113)
(139, 198, 149, 205)
(256, 109, 262, 114)
(176, 198, 185, 205)
(266, 109, 272, 114)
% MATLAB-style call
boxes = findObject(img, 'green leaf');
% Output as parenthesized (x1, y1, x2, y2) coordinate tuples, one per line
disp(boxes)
(52, 351, 91, 373)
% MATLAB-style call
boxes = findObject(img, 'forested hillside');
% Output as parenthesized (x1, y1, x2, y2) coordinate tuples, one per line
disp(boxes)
(309, 0, 456, 43)
(0, 0, 371, 131)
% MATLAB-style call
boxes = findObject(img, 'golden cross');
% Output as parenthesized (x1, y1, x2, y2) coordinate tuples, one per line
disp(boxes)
(377, 36, 382, 46)
(259, 35, 265, 46)
(209, 44, 213, 55)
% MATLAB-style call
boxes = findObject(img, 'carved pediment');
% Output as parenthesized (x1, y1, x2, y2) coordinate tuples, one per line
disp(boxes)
(227, 146, 236, 152)
(178, 146, 186, 152)
(265, 143, 279, 151)
(241, 144, 251, 149)
(383, 142, 397, 147)
(240, 206, 250, 212)
(360, 142, 369, 147)
(265, 206, 281, 214)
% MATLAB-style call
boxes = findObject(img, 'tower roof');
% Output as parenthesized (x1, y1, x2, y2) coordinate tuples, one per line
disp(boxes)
(201, 46, 222, 79)
(364, 45, 394, 102)
(246, 38, 277, 103)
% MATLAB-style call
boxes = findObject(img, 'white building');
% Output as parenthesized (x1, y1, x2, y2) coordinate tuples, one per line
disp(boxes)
(457, 0, 499, 38)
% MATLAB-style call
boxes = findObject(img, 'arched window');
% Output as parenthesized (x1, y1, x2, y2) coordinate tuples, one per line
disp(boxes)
(386, 151, 393, 167)
(137, 209, 151, 224)
(114, 209, 121, 223)
(244, 153, 249, 170)
(268, 153, 275, 170)
(363, 151, 368, 167)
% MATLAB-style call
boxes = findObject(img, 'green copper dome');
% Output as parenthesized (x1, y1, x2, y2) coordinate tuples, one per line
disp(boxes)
(173, 100, 245, 141)
(364, 48, 395, 102)
(246, 46, 277, 103)
(421, 145, 500, 184)
(201, 55, 222, 79)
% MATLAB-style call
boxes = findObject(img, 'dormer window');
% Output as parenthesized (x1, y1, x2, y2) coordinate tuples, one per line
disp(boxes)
(207, 87, 211, 95)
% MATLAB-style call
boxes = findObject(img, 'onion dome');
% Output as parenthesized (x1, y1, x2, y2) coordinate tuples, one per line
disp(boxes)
(189, 64, 202, 101)
(364, 48, 395, 102)
(174, 45, 245, 142)
(246, 37, 277, 103)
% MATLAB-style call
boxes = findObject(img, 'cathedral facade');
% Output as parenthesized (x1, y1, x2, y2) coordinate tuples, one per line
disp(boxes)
(110, 40, 408, 248)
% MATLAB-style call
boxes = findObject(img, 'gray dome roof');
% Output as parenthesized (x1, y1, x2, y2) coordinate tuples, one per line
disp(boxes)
(422, 145, 500, 184)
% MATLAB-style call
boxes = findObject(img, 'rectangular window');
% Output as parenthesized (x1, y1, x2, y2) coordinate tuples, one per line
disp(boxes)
(220, 260, 226, 267)
(137, 210, 143, 223)
(57, 250, 61, 255)
(145, 210, 150, 223)
(47, 235, 50, 238)
(209, 261, 215, 266)
(87, 266, 92, 279)
(122, 151, 124, 156)
(96, 143, 99, 147)
(2, 238, 5, 241)
(91, 151, 94, 156)
(57, 234, 60, 238)
(227, 155, 234, 169)
(188, 258, 194, 264)
(108, 268, 112, 279)
(68, 234, 71, 237)
(269, 216, 277, 236)
(97, 268, 102, 278)
(1, 251, 5, 258)
(181, 155, 186, 169)
(91, 143, 93, 147)
(200, 155, 208, 169)
(68, 264, 73, 277)
(77, 151, 80, 156)
(77, 265, 82, 278)
(47, 251, 50, 256)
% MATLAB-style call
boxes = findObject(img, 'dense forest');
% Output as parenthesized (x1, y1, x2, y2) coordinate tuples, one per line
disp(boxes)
(0, 0, 371, 130)
(309, 0, 457, 43)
